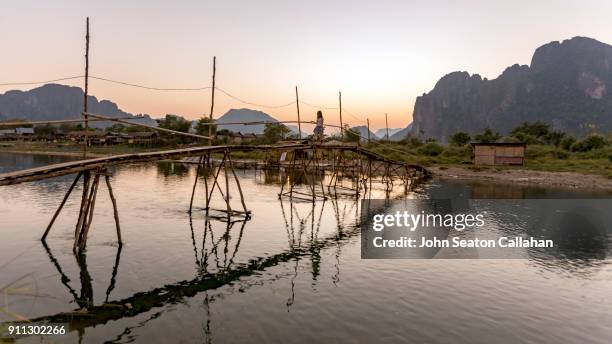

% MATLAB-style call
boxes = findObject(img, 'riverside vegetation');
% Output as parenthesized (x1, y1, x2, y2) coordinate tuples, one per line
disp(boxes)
(1, 118, 611, 178)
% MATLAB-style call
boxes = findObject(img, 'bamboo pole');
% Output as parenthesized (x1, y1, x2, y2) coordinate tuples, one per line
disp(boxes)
(203, 154, 209, 209)
(0, 117, 141, 127)
(104, 174, 122, 245)
(83, 18, 90, 158)
(42, 171, 83, 241)
(84, 112, 212, 140)
(366, 118, 371, 144)
(385, 113, 389, 143)
(79, 172, 100, 250)
(206, 153, 227, 206)
(209, 56, 216, 146)
(189, 155, 204, 213)
(74, 171, 91, 245)
(227, 153, 249, 215)
(295, 86, 301, 140)
(339, 91, 343, 139)
(223, 151, 232, 215)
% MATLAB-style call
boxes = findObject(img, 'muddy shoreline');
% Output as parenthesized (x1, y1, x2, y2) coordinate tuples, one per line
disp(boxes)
(430, 166, 612, 191)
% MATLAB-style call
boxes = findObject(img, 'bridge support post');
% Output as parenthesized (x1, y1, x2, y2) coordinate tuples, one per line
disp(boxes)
(104, 174, 122, 246)
(42, 171, 83, 241)
(38, 167, 122, 252)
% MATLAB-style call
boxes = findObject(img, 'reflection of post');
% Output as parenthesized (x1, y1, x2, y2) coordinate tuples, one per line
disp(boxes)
(42, 242, 79, 301)
(75, 251, 93, 310)
(105, 245, 123, 303)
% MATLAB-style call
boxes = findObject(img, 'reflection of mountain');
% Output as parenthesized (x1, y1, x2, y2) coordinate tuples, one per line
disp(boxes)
(0, 84, 157, 128)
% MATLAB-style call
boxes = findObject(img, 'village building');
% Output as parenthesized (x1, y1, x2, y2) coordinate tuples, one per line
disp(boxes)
(472, 142, 526, 166)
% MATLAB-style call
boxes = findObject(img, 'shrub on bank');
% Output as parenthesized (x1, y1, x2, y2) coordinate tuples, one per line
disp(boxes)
(571, 134, 607, 152)
(417, 142, 444, 156)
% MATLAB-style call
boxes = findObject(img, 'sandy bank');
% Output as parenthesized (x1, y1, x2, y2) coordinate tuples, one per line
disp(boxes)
(431, 166, 612, 191)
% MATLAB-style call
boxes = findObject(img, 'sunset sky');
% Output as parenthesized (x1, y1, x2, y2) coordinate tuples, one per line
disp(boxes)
(2, 0, 612, 130)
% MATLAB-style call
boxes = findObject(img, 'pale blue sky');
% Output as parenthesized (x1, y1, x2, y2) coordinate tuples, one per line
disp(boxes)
(2, 0, 611, 129)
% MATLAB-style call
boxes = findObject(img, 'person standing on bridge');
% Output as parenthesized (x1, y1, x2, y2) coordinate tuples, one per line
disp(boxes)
(313, 110, 324, 142)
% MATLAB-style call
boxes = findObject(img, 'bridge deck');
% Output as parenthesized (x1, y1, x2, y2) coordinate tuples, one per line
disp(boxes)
(0, 143, 428, 186)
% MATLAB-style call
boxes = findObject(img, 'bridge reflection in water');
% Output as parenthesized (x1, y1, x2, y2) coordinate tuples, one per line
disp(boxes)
(0, 143, 430, 254)
(15, 193, 362, 341)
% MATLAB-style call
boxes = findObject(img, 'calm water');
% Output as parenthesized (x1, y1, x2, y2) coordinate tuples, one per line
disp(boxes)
(1, 152, 611, 343)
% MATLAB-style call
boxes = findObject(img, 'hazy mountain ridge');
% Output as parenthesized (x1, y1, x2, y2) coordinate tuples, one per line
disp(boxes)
(389, 123, 413, 141)
(374, 128, 402, 139)
(216, 108, 304, 136)
(0, 84, 156, 128)
(349, 125, 378, 142)
(411, 36, 612, 142)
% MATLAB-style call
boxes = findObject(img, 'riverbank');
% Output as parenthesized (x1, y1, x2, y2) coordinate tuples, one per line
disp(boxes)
(431, 165, 612, 190)
(1, 142, 611, 190)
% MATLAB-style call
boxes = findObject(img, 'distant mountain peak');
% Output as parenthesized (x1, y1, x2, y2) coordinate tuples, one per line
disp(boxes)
(0, 83, 156, 127)
(411, 36, 612, 142)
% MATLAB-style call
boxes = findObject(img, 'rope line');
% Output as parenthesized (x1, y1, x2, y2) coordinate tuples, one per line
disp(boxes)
(0, 75, 379, 128)
(214, 87, 296, 109)
(90, 76, 212, 91)
(0, 76, 84, 87)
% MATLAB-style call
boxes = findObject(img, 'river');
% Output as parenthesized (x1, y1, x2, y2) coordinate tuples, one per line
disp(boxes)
(0, 152, 611, 343)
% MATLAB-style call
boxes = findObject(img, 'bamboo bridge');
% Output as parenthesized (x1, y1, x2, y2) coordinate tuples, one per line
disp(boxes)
(0, 142, 429, 252)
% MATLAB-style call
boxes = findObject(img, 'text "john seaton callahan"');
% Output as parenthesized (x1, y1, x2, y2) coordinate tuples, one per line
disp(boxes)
(373, 236, 554, 248)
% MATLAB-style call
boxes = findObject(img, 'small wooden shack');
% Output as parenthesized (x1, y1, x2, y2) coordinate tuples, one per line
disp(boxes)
(472, 142, 526, 166)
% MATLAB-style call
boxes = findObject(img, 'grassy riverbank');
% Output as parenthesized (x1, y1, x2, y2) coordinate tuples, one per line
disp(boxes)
(363, 142, 612, 178)
(1, 141, 611, 189)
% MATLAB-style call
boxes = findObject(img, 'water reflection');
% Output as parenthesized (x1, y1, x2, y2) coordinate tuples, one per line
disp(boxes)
(3, 153, 612, 343)
(42, 242, 123, 310)
(15, 195, 360, 341)
(156, 161, 190, 180)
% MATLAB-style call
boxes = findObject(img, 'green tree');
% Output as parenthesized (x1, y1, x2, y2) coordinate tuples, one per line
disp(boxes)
(571, 134, 607, 152)
(344, 126, 361, 143)
(418, 142, 444, 156)
(33, 124, 56, 136)
(450, 132, 471, 146)
(544, 130, 566, 147)
(157, 114, 192, 133)
(263, 123, 290, 143)
(511, 121, 550, 138)
(195, 117, 217, 137)
(474, 128, 501, 143)
(560, 136, 576, 150)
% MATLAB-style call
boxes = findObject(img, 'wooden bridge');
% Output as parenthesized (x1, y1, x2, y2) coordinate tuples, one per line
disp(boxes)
(0, 142, 430, 252)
